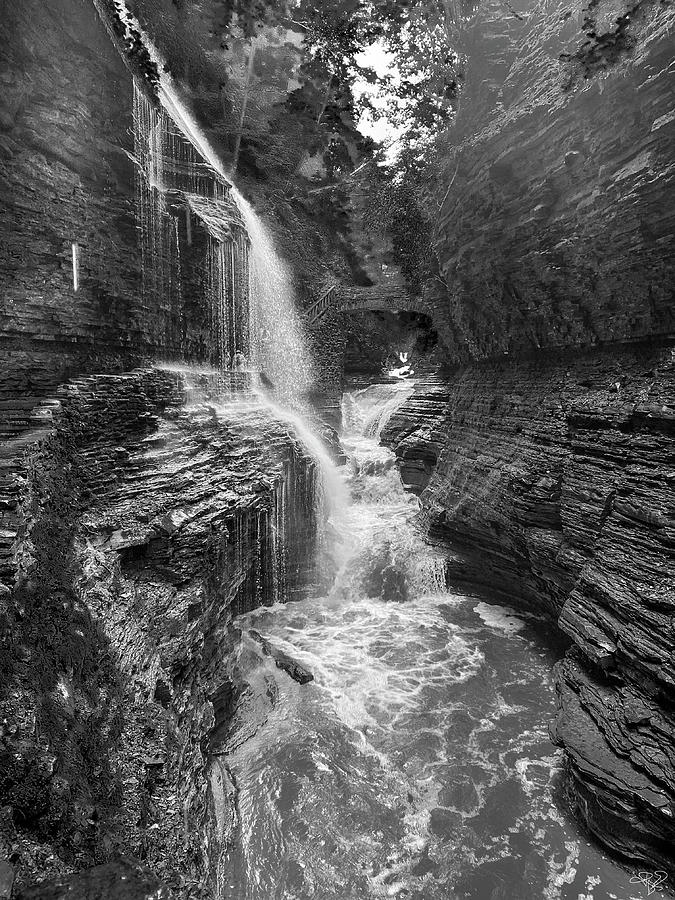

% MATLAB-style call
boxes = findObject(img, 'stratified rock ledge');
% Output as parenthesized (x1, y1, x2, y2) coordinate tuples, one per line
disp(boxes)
(383, 343, 675, 876)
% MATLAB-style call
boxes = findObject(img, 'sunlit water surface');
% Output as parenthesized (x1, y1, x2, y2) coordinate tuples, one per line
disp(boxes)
(217, 383, 671, 900)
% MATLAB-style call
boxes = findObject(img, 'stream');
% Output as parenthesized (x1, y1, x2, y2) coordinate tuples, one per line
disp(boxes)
(217, 381, 665, 900)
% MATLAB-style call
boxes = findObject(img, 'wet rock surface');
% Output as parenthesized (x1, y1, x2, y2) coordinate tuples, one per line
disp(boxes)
(381, 377, 451, 495)
(248, 630, 314, 685)
(425, 0, 675, 365)
(0, 0, 146, 401)
(384, 343, 675, 875)
(393, 0, 675, 875)
(0, 368, 320, 896)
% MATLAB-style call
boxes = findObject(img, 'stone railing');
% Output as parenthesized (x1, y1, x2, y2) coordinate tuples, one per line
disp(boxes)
(306, 281, 341, 325)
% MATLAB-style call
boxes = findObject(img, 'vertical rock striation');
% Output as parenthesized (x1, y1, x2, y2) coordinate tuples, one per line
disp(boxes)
(381, 0, 675, 875)
(1, 369, 321, 894)
(384, 341, 675, 873)
(425, 0, 674, 363)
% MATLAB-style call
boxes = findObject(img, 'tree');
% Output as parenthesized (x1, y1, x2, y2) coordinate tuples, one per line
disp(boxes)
(165, 0, 461, 289)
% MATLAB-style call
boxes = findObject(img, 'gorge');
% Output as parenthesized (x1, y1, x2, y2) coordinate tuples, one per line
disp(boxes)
(0, 0, 673, 898)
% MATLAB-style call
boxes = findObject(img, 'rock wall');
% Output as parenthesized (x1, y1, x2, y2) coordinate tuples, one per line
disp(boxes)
(0, 0, 264, 593)
(383, 341, 675, 873)
(0, 0, 138, 400)
(0, 369, 320, 896)
(380, 0, 675, 874)
(0, 0, 232, 410)
(425, 0, 674, 364)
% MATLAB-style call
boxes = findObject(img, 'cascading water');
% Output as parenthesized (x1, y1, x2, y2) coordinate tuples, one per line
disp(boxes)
(250, 387, 347, 540)
(230, 189, 346, 531)
(133, 83, 251, 373)
(342, 379, 417, 442)
(118, 0, 343, 534)
(231, 190, 313, 409)
(216, 383, 654, 900)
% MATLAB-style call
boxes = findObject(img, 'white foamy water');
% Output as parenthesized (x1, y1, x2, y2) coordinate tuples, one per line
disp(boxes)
(250, 384, 348, 531)
(215, 384, 665, 900)
(474, 601, 529, 635)
(232, 189, 314, 409)
(342, 380, 416, 441)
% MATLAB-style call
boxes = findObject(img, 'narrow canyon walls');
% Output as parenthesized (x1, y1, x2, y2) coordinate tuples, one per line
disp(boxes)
(386, 344, 675, 871)
(385, 0, 675, 873)
(426, 0, 674, 363)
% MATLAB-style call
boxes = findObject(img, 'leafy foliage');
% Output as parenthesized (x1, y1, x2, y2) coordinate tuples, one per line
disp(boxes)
(353, 146, 437, 290)
(131, 0, 462, 291)
(180, 0, 461, 155)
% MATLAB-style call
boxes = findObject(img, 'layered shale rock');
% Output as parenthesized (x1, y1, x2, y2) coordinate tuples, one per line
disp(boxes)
(425, 0, 674, 363)
(0, 369, 320, 895)
(379, 0, 675, 875)
(0, 0, 145, 401)
(381, 378, 451, 495)
(384, 342, 675, 873)
(0, 0, 250, 411)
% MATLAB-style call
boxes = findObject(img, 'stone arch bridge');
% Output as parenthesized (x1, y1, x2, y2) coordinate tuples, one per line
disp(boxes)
(306, 278, 428, 325)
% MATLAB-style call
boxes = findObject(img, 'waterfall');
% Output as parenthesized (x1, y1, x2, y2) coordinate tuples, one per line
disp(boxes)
(125, 0, 313, 409)
(250, 387, 348, 535)
(121, 0, 343, 568)
(338, 382, 448, 600)
(231, 192, 346, 527)
(137, 39, 314, 408)
(342, 380, 416, 441)
(230, 190, 313, 409)
(132, 82, 250, 373)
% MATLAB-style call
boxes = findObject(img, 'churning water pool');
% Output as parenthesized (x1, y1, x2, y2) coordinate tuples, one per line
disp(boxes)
(215, 384, 672, 900)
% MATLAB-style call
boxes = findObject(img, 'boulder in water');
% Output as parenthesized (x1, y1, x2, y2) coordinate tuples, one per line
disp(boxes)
(249, 629, 314, 685)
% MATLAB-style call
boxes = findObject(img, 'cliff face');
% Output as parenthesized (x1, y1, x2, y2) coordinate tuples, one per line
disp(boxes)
(385, 343, 675, 871)
(0, 0, 141, 401)
(1, 369, 320, 896)
(381, 0, 675, 875)
(0, 0, 246, 409)
(424, 0, 674, 363)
